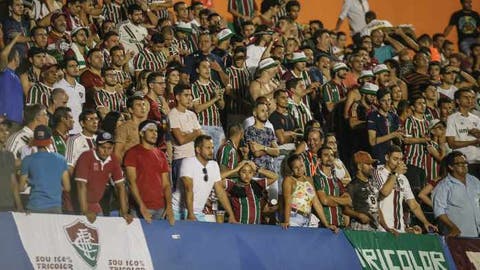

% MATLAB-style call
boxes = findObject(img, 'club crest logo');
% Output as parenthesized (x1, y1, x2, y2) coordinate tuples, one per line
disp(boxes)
(64, 219, 100, 268)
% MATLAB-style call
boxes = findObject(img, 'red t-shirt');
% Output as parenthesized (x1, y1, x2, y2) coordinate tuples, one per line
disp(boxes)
(74, 150, 124, 213)
(124, 144, 170, 210)
(80, 70, 104, 109)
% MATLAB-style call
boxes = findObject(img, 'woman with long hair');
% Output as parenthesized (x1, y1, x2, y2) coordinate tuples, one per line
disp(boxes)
(281, 154, 338, 232)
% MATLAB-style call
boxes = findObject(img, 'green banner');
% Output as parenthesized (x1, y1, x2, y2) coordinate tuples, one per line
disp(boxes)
(344, 230, 450, 270)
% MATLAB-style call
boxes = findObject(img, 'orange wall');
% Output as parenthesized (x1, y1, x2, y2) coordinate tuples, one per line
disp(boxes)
(183, 0, 476, 45)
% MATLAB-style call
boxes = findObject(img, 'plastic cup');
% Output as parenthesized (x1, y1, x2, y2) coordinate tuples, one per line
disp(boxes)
(215, 210, 225, 223)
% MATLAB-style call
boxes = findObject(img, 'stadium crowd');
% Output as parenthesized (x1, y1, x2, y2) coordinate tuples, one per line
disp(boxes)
(0, 0, 479, 238)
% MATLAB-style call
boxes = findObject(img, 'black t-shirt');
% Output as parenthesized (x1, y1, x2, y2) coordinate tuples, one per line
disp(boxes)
(269, 110, 298, 132)
(0, 150, 15, 210)
(346, 177, 379, 219)
(449, 9, 480, 41)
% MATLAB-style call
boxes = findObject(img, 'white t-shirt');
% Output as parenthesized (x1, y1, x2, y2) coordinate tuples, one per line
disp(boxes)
(6, 126, 33, 159)
(171, 157, 221, 215)
(437, 85, 458, 100)
(53, 79, 86, 135)
(65, 133, 96, 167)
(168, 108, 202, 160)
(373, 165, 415, 232)
(446, 111, 480, 163)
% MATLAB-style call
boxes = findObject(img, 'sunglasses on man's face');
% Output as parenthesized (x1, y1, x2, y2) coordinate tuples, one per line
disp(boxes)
(202, 167, 208, 182)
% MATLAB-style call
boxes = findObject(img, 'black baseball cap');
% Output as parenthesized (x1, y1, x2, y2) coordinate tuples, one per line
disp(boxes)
(96, 131, 115, 145)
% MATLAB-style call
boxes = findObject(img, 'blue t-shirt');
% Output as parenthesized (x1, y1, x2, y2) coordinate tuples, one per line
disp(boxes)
(367, 110, 399, 164)
(0, 68, 24, 123)
(374, 45, 396, 64)
(21, 151, 68, 210)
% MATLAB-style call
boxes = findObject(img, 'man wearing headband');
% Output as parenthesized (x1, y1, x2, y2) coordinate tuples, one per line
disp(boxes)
(125, 120, 174, 224)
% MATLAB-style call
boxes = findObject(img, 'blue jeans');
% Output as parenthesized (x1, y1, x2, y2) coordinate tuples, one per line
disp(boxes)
(131, 208, 166, 220)
(201, 125, 225, 159)
(460, 37, 477, 55)
(173, 209, 206, 221)
(289, 211, 310, 227)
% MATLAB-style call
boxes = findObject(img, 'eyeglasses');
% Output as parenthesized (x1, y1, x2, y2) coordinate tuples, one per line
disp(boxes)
(202, 167, 208, 182)
(152, 81, 166, 85)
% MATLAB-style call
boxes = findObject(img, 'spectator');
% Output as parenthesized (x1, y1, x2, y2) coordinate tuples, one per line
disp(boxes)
(324, 133, 352, 186)
(75, 131, 131, 223)
(26, 63, 59, 107)
(191, 58, 226, 156)
(223, 160, 278, 224)
(217, 123, 247, 175)
(403, 95, 430, 197)
(334, 0, 369, 39)
(171, 135, 237, 222)
(344, 151, 379, 231)
(19, 125, 70, 214)
(65, 27, 90, 70)
(297, 127, 324, 177)
(66, 109, 99, 172)
(437, 66, 458, 100)
(6, 104, 49, 161)
(314, 146, 352, 228)
(0, 119, 21, 211)
(46, 88, 69, 126)
(0, 37, 23, 126)
(80, 48, 105, 110)
(444, 0, 480, 55)
(124, 120, 174, 224)
(114, 95, 147, 161)
(286, 78, 313, 131)
(50, 106, 74, 156)
(225, 46, 251, 123)
(94, 67, 127, 118)
(446, 88, 480, 179)
(19, 47, 46, 95)
(348, 82, 377, 154)
(53, 57, 85, 134)
(367, 88, 403, 163)
(133, 33, 170, 76)
(118, 4, 148, 55)
(168, 84, 203, 186)
(374, 145, 436, 234)
(245, 100, 280, 172)
(433, 151, 480, 237)
(282, 154, 337, 230)
(370, 29, 405, 64)
(322, 62, 349, 114)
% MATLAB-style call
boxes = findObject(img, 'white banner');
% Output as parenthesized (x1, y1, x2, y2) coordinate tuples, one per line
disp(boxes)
(13, 213, 153, 270)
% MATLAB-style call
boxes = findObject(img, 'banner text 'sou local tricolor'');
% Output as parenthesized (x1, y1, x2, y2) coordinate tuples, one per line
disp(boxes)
(10, 212, 153, 270)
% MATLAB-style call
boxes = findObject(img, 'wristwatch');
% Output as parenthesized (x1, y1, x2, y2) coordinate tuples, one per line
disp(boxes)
(389, 172, 399, 178)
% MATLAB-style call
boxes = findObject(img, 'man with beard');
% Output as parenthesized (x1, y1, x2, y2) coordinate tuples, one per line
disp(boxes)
(19, 47, 46, 95)
(118, 4, 148, 55)
(65, 27, 90, 70)
(373, 64, 391, 89)
(296, 127, 324, 177)
(374, 145, 437, 234)
(125, 120, 174, 224)
(47, 12, 71, 62)
(101, 31, 120, 67)
(80, 48, 104, 110)
(94, 67, 126, 118)
(402, 52, 430, 97)
(26, 63, 59, 107)
(314, 146, 351, 228)
(171, 135, 236, 222)
(322, 62, 349, 113)
(344, 151, 379, 231)
(54, 57, 85, 134)
(349, 82, 378, 154)
(110, 46, 132, 90)
(283, 52, 321, 110)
